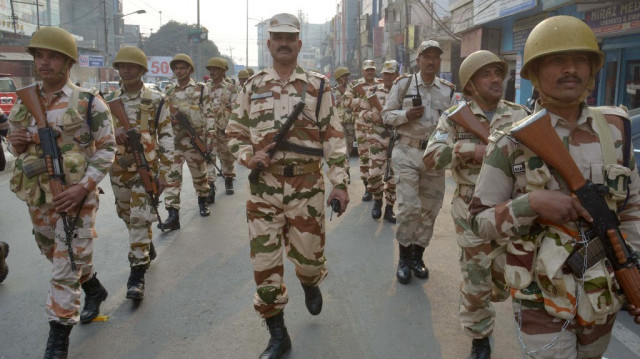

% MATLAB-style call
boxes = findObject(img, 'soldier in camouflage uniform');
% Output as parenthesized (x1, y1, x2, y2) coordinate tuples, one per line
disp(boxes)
(333, 67, 355, 161)
(424, 50, 529, 359)
(359, 60, 399, 223)
(105, 47, 178, 300)
(161, 53, 212, 229)
(6, 27, 115, 358)
(204, 57, 238, 198)
(226, 13, 349, 359)
(382, 40, 455, 284)
(344, 60, 382, 201)
(0, 109, 8, 284)
(469, 17, 640, 358)
(238, 69, 250, 87)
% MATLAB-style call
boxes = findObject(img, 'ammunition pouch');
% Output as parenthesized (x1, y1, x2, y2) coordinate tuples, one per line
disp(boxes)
(564, 235, 607, 277)
(118, 153, 136, 168)
(22, 157, 47, 178)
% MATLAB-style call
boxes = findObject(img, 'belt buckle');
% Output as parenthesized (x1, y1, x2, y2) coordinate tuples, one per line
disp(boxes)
(283, 165, 295, 177)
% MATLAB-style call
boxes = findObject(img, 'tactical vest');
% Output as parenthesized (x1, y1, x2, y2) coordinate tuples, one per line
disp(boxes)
(10, 84, 97, 206)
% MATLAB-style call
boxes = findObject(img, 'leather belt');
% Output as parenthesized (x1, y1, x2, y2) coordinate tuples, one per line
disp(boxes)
(265, 161, 322, 177)
(397, 135, 428, 150)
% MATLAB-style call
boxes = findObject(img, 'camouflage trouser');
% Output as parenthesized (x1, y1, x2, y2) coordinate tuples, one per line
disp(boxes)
(29, 189, 99, 325)
(110, 170, 156, 268)
(355, 121, 371, 183)
(163, 134, 210, 209)
(367, 128, 396, 204)
(342, 122, 355, 157)
(512, 300, 616, 359)
(452, 186, 509, 339)
(208, 129, 235, 179)
(247, 170, 328, 319)
(391, 144, 444, 247)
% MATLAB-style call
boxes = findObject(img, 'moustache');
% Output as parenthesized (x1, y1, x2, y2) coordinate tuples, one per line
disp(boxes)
(277, 47, 292, 52)
(558, 75, 582, 84)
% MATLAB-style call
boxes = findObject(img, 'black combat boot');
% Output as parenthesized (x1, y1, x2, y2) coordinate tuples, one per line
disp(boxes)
(469, 337, 491, 359)
(411, 244, 429, 279)
(43, 321, 72, 359)
(397, 244, 412, 284)
(160, 208, 180, 231)
(362, 180, 372, 202)
(0, 241, 8, 283)
(198, 196, 210, 217)
(301, 283, 323, 315)
(225, 176, 235, 195)
(207, 181, 216, 204)
(80, 273, 108, 324)
(371, 199, 383, 219)
(126, 266, 146, 300)
(149, 241, 157, 261)
(383, 204, 396, 224)
(260, 312, 292, 359)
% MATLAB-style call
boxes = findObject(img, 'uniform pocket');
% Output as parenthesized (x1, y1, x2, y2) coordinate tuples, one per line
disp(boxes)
(604, 163, 631, 201)
(504, 231, 543, 290)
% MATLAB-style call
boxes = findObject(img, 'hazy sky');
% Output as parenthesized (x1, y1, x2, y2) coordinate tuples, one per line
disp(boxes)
(123, 0, 341, 66)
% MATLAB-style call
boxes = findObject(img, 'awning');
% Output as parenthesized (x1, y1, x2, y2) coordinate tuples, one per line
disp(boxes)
(0, 52, 32, 62)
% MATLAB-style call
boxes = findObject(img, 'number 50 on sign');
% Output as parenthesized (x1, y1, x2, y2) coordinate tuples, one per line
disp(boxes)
(147, 56, 173, 77)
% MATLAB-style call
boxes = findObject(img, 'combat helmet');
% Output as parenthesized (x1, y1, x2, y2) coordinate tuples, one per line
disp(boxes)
(170, 53, 195, 73)
(238, 69, 250, 79)
(113, 46, 148, 72)
(334, 67, 350, 80)
(206, 57, 228, 71)
(27, 27, 78, 62)
(459, 50, 507, 95)
(521, 15, 604, 81)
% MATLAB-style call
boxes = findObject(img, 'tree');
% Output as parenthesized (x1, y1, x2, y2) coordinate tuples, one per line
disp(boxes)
(143, 21, 227, 79)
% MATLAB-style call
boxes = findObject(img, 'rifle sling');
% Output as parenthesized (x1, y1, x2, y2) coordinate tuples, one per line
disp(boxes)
(281, 140, 324, 157)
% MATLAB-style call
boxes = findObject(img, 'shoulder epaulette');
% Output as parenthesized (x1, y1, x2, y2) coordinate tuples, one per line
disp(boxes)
(439, 77, 455, 89)
(393, 74, 411, 84)
(593, 105, 630, 120)
(502, 100, 529, 112)
(488, 129, 509, 143)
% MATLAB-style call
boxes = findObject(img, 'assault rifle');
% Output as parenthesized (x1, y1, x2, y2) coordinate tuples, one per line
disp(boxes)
(367, 93, 383, 112)
(248, 101, 306, 184)
(16, 85, 77, 271)
(511, 109, 640, 309)
(446, 101, 490, 144)
(170, 107, 214, 164)
(107, 98, 165, 230)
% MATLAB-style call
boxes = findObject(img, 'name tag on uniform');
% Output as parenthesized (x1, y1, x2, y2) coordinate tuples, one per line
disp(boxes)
(512, 163, 525, 174)
(251, 92, 273, 100)
(457, 132, 475, 140)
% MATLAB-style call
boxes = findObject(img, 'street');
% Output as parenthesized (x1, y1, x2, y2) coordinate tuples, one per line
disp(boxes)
(1, 157, 639, 359)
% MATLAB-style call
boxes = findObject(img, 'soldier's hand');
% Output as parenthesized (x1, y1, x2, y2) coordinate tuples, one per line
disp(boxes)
(473, 144, 487, 164)
(7, 129, 30, 154)
(114, 128, 127, 145)
(529, 190, 592, 224)
(327, 188, 349, 217)
(53, 184, 89, 213)
(248, 142, 276, 170)
(406, 106, 425, 121)
(626, 304, 640, 325)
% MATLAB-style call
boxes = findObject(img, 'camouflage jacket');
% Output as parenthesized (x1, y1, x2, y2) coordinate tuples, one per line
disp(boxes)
(8, 80, 116, 205)
(164, 78, 208, 135)
(203, 79, 238, 139)
(332, 83, 354, 124)
(343, 78, 382, 127)
(382, 73, 455, 141)
(226, 65, 348, 190)
(105, 85, 178, 180)
(424, 100, 529, 189)
(359, 84, 393, 137)
(469, 103, 640, 325)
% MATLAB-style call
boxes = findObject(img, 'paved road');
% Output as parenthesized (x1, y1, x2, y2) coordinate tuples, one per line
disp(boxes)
(0, 157, 639, 358)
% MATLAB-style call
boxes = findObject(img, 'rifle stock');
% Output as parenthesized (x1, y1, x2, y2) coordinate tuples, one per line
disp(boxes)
(446, 101, 490, 144)
(367, 93, 383, 112)
(511, 109, 640, 309)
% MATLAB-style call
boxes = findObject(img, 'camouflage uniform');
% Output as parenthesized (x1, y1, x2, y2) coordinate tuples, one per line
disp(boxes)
(203, 79, 238, 178)
(333, 82, 355, 157)
(469, 103, 640, 357)
(105, 85, 177, 268)
(163, 79, 211, 207)
(424, 99, 528, 339)
(382, 73, 454, 248)
(8, 81, 116, 324)
(359, 84, 396, 205)
(344, 78, 380, 185)
(227, 66, 349, 318)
